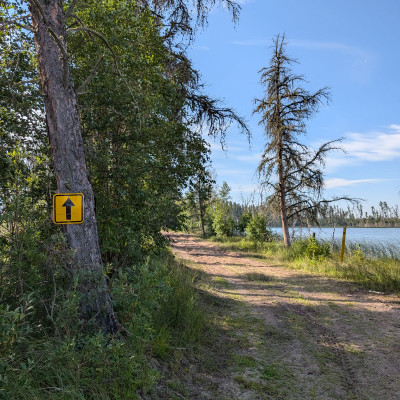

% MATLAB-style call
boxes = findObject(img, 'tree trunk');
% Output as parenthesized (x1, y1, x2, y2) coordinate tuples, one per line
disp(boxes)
(29, 0, 119, 334)
(278, 136, 291, 247)
(199, 202, 206, 236)
(198, 183, 206, 236)
(279, 187, 291, 247)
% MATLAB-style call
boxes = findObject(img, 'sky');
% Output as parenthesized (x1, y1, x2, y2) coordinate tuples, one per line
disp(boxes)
(187, 0, 400, 210)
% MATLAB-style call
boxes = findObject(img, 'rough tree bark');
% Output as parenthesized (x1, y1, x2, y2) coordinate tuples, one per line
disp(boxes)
(277, 138, 291, 247)
(275, 59, 290, 248)
(29, 0, 119, 334)
(278, 175, 291, 247)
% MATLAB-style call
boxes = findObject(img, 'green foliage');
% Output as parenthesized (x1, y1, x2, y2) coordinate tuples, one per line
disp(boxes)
(288, 237, 330, 261)
(212, 201, 235, 238)
(0, 2, 214, 396)
(0, 294, 35, 354)
(204, 205, 216, 236)
(0, 252, 205, 399)
(246, 214, 274, 245)
(185, 168, 215, 235)
(351, 244, 367, 264)
(66, 0, 211, 265)
(304, 238, 330, 260)
(236, 211, 252, 234)
(0, 0, 247, 396)
(210, 182, 235, 238)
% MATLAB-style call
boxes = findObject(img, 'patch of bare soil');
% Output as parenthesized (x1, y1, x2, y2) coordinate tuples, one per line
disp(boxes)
(159, 233, 400, 400)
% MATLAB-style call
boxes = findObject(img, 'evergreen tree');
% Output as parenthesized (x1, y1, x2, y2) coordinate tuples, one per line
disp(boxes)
(186, 168, 215, 236)
(212, 182, 235, 238)
(254, 34, 345, 247)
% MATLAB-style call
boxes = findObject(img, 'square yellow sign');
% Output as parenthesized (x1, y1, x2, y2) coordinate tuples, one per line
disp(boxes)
(53, 193, 84, 224)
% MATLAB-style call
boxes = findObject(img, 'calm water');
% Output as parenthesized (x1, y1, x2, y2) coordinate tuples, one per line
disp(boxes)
(270, 227, 400, 248)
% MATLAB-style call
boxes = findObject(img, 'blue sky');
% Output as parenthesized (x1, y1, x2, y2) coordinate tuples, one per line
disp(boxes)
(188, 0, 400, 210)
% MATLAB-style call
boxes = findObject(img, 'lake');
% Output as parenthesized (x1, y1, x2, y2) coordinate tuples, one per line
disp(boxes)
(270, 227, 400, 250)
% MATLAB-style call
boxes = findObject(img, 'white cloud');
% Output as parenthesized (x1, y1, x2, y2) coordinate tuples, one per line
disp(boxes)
(325, 178, 387, 189)
(388, 124, 400, 131)
(324, 156, 354, 171)
(324, 125, 400, 171)
(344, 129, 400, 162)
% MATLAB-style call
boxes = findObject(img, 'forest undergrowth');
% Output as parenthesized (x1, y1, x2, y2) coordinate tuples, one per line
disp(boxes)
(0, 249, 206, 400)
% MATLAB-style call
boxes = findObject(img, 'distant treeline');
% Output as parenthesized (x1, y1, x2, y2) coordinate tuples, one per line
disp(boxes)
(316, 202, 400, 228)
(216, 200, 400, 229)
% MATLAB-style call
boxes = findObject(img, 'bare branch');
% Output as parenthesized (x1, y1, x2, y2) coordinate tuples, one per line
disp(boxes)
(63, 0, 79, 24)
(76, 53, 105, 95)
(186, 93, 250, 146)
(0, 14, 33, 32)
(10, 78, 40, 86)
(67, 26, 138, 104)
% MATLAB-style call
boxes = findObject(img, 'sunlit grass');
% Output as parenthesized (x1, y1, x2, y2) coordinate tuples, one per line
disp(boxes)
(206, 235, 400, 294)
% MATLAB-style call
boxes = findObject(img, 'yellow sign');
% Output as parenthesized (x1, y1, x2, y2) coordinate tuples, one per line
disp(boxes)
(53, 193, 84, 224)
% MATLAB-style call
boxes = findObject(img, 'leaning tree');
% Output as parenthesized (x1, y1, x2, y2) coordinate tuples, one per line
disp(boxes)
(1, 0, 247, 333)
(254, 34, 350, 247)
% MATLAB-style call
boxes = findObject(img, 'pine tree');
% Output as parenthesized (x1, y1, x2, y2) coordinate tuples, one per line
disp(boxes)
(254, 34, 344, 247)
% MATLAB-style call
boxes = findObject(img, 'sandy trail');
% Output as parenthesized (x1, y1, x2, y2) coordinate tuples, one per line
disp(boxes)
(168, 232, 400, 400)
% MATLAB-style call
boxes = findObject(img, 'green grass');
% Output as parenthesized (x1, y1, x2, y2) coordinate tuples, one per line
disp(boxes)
(231, 354, 258, 370)
(212, 276, 231, 288)
(261, 363, 282, 380)
(242, 272, 274, 282)
(206, 235, 400, 294)
(0, 251, 206, 400)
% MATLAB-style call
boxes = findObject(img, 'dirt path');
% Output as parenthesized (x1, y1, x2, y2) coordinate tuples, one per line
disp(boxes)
(166, 232, 400, 400)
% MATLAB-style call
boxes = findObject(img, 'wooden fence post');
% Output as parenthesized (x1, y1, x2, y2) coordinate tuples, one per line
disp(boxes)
(340, 226, 347, 262)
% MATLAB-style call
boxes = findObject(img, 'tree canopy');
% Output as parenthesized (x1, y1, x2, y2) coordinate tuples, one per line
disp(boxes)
(0, 0, 248, 333)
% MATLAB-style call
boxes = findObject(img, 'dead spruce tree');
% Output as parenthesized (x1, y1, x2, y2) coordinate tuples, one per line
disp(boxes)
(254, 34, 347, 247)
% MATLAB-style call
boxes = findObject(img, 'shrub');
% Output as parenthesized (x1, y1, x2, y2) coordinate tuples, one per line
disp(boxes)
(0, 252, 205, 399)
(212, 203, 235, 238)
(246, 214, 274, 245)
(236, 211, 252, 235)
(351, 244, 367, 264)
(289, 237, 330, 261)
(304, 237, 330, 260)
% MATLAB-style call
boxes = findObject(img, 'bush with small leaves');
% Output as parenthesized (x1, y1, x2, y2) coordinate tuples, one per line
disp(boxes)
(304, 237, 331, 261)
(246, 214, 274, 245)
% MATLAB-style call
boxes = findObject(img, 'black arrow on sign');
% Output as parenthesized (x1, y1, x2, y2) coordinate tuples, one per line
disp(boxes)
(62, 198, 75, 220)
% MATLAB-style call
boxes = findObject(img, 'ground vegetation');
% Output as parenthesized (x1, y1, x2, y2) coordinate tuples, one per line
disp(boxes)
(0, 0, 247, 396)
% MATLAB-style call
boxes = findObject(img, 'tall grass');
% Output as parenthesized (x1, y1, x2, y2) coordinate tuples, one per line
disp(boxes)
(207, 235, 400, 294)
(0, 251, 205, 400)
